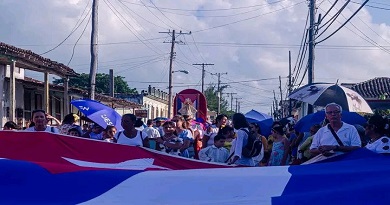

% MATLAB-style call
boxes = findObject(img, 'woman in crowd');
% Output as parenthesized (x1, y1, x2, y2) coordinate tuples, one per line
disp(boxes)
(114, 114, 149, 148)
(3, 121, 20, 130)
(202, 114, 228, 148)
(249, 123, 268, 166)
(58, 113, 82, 135)
(156, 121, 183, 156)
(24, 110, 59, 133)
(171, 115, 193, 158)
(365, 115, 390, 154)
(228, 113, 255, 166)
(268, 125, 290, 166)
(298, 124, 321, 162)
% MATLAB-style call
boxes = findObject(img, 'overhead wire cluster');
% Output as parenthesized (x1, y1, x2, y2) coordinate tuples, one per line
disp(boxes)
(35, 0, 386, 112)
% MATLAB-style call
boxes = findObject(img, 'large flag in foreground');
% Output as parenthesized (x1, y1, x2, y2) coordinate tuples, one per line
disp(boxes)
(0, 131, 389, 204)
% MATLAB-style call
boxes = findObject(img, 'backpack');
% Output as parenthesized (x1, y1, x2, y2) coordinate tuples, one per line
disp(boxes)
(240, 128, 262, 158)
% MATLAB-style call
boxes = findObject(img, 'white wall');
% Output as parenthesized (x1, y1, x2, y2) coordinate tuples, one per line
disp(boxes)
(5, 65, 24, 79)
(143, 96, 168, 119)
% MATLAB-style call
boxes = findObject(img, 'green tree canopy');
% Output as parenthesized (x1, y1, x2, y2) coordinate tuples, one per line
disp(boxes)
(53, 73, 138, 95)
(204, 84, 234, 117)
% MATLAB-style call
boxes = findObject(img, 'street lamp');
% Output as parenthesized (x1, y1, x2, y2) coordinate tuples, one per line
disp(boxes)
(168, 70, 189, 118)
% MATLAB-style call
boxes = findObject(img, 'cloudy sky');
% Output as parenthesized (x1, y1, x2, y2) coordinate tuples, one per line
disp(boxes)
(1, 0, 389, 115)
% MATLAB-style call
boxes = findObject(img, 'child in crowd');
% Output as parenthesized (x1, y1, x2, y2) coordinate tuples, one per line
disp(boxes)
(199, 134, 229, 163)
(103, 125, 117, 143)
(3, 121, 20, 130)
(219, 125, 235, 151)
(156, 121, 183, 156)
(268, 125, 290, 166)
(68, 127, 81, 137)
(82, 124, 104, 140)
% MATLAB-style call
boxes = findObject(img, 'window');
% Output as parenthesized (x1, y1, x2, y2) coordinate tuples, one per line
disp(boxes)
(35, 94, 42, 110)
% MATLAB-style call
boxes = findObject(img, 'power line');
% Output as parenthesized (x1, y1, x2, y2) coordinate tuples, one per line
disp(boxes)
(192, 1, 306, 33)
(316, 6, 390, 55)
(349, 0, 390, 10)
(316, 0, 350, 39)
(67, 12, 92, 66)
(120, 0, 290, 11)
(316, 0, 369, 44)
(148, 0, 187, 31)
(117, 0, 166, 29)
(143, 0, 289, 18)
(40, 0, 92, 55)
(139, 0, 171, 29)
(317, 0, 339, 25)
(102, 0, 164, 54)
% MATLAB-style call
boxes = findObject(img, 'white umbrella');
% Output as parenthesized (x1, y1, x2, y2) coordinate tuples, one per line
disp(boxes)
(289, 83, 373, 113)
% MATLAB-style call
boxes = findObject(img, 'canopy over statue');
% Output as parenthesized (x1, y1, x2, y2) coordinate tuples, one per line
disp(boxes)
(174, 89, 207, 122)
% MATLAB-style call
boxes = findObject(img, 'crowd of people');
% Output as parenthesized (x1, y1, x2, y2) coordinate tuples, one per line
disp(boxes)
(2, 102, 390, 166)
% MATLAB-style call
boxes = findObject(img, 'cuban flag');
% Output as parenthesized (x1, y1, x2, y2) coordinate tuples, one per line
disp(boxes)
(0, 131, 389, 204)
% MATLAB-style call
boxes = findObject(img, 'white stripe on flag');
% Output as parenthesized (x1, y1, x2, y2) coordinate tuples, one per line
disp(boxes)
(81, 166, 291, 205)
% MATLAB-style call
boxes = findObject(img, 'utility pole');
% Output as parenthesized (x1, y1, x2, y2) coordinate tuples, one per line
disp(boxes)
(307, 0, 316, 114)
(273, 90, 279, 120)
(279, 76, 283, 118)
(272, 101, 275, 119)
(211, 72, 228, 115)
(89, 0, 99, 100)
(225, 92, 237, 111)
(193, 63, 214, 93)
(109, 69, 114, 97)
(308, 0, 316, 84)
(159, 30, 191, 118)
(288, 51, 293, 116)
(235, 97, 242, 113)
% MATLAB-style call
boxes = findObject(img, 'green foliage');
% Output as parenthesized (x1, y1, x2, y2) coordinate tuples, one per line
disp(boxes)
(204, 84, 233, 116)
(374, 109, 390, 116)
(53, 73, 137, 95)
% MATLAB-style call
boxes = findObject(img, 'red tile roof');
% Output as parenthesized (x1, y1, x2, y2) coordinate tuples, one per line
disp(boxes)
(351, 77, 390, 98)
(0, 42, 78, 77)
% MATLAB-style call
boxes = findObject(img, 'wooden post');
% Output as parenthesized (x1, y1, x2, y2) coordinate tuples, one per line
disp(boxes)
(9, 60, 16, 122)
(64, 76, 69, 115)
(43, 72, 50, 113)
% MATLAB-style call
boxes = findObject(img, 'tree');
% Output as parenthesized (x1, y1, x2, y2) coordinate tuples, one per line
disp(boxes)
(53, 73, 137, 95)
(204, 84, 234, 116)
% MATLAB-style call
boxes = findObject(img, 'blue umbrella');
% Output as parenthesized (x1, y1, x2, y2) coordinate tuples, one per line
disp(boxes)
(294, 110, 367, 133)
(71, 99, 123, 130)
(244, 110, 274, 136)
(153, 117, 168, 122)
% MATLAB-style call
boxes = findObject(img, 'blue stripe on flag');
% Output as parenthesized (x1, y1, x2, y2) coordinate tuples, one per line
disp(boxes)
(0, 159, 142, 204)
(273, 149, 390, 204)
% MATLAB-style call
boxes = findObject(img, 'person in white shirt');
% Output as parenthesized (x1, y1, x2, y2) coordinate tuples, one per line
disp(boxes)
(154, 120, 165, 137)
(228, 113, 255, 166)
(143, 119, 161, 139)
(114, 114, 149, 148)
(310, 103, 361, 157)
(199, 134, 229, 163)
(365, 114, 390, 154)
(24, 109, 59, 133)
